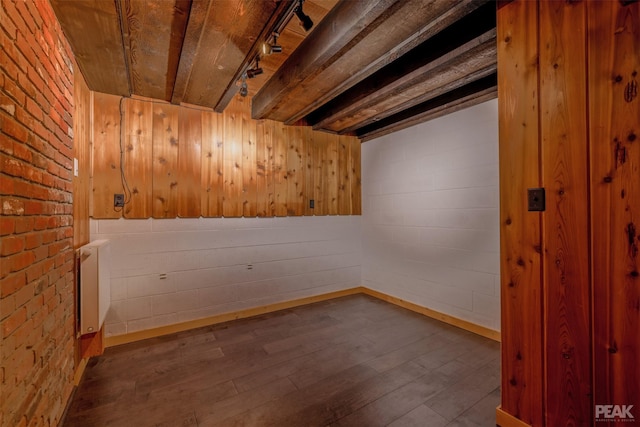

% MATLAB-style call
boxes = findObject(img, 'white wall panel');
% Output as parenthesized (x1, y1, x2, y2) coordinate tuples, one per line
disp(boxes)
(361, 99, 500, 331)
(95, 216, 362, 336)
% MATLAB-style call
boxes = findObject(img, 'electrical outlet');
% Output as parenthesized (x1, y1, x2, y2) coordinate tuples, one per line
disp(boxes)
(527, 188, 545, 212)
(114, 194, 125, 207)
(310, 199, 315, 209)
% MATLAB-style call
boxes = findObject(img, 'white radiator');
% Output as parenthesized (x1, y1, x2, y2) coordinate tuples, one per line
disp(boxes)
(79, 239, 111, 335)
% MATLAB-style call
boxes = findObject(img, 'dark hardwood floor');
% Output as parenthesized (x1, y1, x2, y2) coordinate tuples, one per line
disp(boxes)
(63, 294, 500, 426)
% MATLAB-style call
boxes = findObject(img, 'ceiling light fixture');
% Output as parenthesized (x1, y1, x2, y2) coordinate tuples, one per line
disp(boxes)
(239, 74, 248, 97)
(262, 32, 282, 56)
(246, 56, 263, 78)
(294, 0, 313, 32)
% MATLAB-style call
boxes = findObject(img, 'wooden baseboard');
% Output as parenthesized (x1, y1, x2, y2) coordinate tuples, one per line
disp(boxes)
(361, 288, 501, 342)
(73, 357, 88, 386)
(105, 287, 364, 348)
(104, 286, 500, 347)
(496, 407, 532, 427)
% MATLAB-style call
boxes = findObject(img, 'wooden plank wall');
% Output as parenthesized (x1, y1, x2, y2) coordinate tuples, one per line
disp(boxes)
(589, 0, 640, 421)
(497, 1, 544, 425)
(498, 1, 639, 426)
(539, 2, 591, 425)
(91, 94, 361, 218)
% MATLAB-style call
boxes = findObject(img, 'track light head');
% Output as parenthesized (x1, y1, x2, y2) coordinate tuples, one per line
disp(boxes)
(239, 80, 248, 97)
(246, 56, 263, 79)
(262, 33, 282, 56)
(295, 0, 313, 32)
(246, 67, 263, 78)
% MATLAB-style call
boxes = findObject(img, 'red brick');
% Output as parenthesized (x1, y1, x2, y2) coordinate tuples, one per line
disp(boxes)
(1, 235, 25, 255)
(23, 232, 41, 249)
(0, 217, 15, 235)
(32, 217, 47, 231)
(13, 217, 33, 234)
(13, 281, 33, 308)
(0, 272, 25, 296)
(0, 174, 15, 195)
(0, 133, 14, 155)
(0, 3, 18, 39)
(11, 141, 32, 162)
(14, 181, 47, 201)
(14, 1, 36, 35)
(1, 294, 16, 320)
(7, 250, 35, 273)
(0, 113, 29, 142)
(15, 34, 36, 72)
(26, 65, 45, 94)
(23, 200, 44, 215)
(24, 1, 43, 31)
(25, 97, 43, 122)
(32, 245, 47, 263)
(1, 197, 25, 215)
(1, 75, 27, 106)
(13, 348, 35, 384)
(34, 1, 55, 29)
(2, 306, 26, 336)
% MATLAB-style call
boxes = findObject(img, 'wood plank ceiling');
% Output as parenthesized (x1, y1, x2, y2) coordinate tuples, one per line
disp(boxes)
(51, 0, 496, 141)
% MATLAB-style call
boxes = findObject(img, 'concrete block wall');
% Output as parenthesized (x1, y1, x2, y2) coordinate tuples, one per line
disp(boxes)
(361, 100, 500, 331)
(90, 216, 361, 337)
(0, 0, 77, 425)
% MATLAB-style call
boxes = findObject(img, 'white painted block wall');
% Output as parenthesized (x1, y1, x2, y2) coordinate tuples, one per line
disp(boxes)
(91, 216, 361, 337)
(361, 99, 500, 331)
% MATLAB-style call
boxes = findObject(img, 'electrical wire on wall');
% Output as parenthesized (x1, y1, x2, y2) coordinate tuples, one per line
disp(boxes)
(115, 97, 133, 213)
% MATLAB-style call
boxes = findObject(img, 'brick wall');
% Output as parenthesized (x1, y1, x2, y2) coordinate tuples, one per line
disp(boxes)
(1, 0, 77, 425)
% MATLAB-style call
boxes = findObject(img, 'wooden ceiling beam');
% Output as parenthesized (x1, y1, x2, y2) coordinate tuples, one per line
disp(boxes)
(213, 0, 297, 113)
(116, 0, 192, 102)
(316, 29, 497, 133)
(49, 0, 131, 96)
(339, 62, 497, 135)
(171, 0, 213, 105)
(251, 0, 403, 120)
(252, 0, 492, 123)
(305, 2, 497, 131)
(177, 0, 284, 109)
(357, 73, 497, 142)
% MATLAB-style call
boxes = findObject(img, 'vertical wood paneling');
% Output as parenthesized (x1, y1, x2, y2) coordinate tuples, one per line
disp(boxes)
(73, 70, 91, 247)
(256, 120, 275, 217)
(223, 98, 243, 217)
(539, 2, 591, 424)
(304, 127, 315, 216)
(91, 97, 361, 219)
(152, 103, 179, 218)
(273, 121, 288, 217)
(497, 1, 544, 425)
(178, 108, 202, 217)
(201, 110, 223, 217)
(92, 92, 123, 219)
(123, 99, 153, 218)
(350, 137, 362, 215)
(326, 134, 338, 215)
(589, 0, 640, 418)
(313, 131, 327, 216)
(287, 126, 305, 216)
(243, 101, 257, 217)
(337, 135, 352, 215)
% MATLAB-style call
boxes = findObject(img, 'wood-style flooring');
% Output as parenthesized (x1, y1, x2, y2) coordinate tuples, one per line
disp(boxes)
(63, 294, 500, 426)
